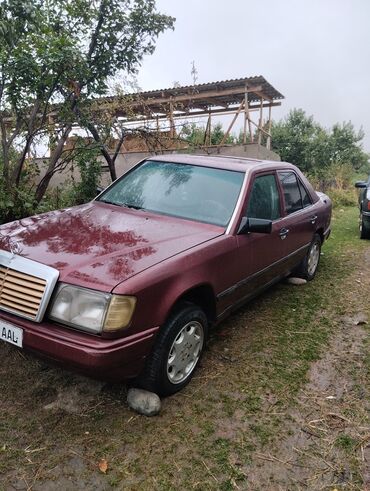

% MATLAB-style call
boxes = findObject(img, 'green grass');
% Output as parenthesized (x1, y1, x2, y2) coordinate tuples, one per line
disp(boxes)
(0, 206, 368, 490)
(335, 434, 358, 453)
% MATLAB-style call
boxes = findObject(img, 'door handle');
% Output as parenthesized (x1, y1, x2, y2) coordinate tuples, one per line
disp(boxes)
(279, 227, 289, 240)
(310, 215, 318, 224)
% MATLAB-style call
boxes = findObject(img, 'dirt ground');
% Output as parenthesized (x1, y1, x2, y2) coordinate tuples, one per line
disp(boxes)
(0, 208, 369, 490)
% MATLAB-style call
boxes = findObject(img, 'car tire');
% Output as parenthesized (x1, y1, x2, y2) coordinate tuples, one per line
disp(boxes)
(294, 233, 321, 281)
(135, 303, 208, 396)
(360, 215, 370, 239)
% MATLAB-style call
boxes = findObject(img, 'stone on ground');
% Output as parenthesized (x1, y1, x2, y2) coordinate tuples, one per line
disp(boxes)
(287, 277, 307, 285)
(127, 388, 161, 416)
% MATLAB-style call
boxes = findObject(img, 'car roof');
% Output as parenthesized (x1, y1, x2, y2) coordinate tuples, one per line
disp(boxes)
(149, 153, 296, 173)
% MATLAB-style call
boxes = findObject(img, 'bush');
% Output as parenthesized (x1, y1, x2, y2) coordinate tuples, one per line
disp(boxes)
(308, 162, 359, 208)
(0, 143, 102, 225)
(0, 183, 37, 224)
(327, 188, 358, 208)
(68, 146, 102, 205)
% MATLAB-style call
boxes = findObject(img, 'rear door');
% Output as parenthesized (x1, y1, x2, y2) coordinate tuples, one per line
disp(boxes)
(277, 171, 317, 270)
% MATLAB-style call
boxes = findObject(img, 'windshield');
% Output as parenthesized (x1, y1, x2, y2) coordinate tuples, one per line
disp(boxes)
(98, 160, 244, 227)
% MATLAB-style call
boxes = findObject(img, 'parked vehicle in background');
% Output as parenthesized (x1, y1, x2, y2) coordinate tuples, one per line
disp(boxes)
(355, 177, 370, 239)
(0, 155, 332, 396)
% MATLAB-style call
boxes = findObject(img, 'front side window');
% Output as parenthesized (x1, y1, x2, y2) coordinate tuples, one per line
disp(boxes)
(98, 160, 244, 227)
(278, 172, 303, 214)
(246, 174, 281, 221)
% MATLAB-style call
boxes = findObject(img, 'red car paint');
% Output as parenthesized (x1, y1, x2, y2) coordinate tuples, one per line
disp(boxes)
(0, 155, 332, 380)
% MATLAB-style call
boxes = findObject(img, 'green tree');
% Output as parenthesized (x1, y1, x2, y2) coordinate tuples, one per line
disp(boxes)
(69, 139, 102, 205)
(0, 0, 174, 219)
(271, 109, 369, 173)
(271, 109, 320, 172)
(181, 122, 235, 147)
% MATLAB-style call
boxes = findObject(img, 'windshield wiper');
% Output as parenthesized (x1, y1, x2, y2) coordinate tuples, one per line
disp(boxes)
(122, 203, 145, 210)
(99, 199, 121, 207)
(99, 199, 144, 210)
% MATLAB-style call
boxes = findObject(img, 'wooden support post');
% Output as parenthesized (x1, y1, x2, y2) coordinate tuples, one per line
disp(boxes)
(244, 86, 253, 144)
(156, 115, 159, 135)
(258, 97, 263, 145)
(219, 100, 244, 147)
(204, 114, 209, 145)
(204, 112, 211, 146)
(168, 101, 175, 139)
(243, 89, 247, 144)
(267, 104, 272, 150)
(208, 112, 212, 146)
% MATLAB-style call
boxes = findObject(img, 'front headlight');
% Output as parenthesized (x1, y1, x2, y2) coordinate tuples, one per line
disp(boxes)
(49, 284, 136, 334)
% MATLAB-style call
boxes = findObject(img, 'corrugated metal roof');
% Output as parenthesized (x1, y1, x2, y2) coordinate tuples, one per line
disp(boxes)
(132, 75, 284, 102)
(90, 75, 284, 119)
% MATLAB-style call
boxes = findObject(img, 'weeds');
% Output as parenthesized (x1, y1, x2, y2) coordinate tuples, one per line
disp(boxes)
(0, 207, 368, 490)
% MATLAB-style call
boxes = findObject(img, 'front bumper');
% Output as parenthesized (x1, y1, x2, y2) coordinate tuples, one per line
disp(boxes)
(0, 311, 159, 381)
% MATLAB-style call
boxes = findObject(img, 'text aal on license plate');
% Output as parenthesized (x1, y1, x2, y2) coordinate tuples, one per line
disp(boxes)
(0, 321, 23, 348)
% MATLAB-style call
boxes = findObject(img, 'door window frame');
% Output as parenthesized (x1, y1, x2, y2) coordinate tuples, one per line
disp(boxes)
(277, 170, 314, 217)
(243, 171, 284, 222)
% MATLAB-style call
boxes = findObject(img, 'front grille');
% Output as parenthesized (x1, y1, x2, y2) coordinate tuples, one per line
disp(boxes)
(0, 266, 47, 320)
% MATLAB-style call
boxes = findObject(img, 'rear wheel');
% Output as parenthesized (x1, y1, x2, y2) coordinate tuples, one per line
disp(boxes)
(294, 233, 321, 281)
(360, 215, 370, 239)
(136, 303, 208, 396)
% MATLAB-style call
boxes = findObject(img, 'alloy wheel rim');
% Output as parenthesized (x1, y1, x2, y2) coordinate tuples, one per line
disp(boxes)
(307, 242, 320, 276)
(167, 321, 204, 384)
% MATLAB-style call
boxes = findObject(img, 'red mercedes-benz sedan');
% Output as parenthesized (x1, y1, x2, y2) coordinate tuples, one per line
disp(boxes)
(0, 155, 331, 395)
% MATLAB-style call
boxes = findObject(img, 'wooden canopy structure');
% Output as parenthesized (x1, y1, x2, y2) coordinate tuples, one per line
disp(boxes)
(94, 75, 284, 150)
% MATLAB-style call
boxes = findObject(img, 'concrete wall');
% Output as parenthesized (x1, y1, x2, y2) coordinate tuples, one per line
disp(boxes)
(37, 144, 281, 189)
(99, 144, 280, 186)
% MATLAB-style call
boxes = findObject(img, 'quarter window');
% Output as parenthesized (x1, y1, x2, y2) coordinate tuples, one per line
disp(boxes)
(278, 172, 303, 214)
(246, 174, 281, 221)
(298, 180, 312, 207)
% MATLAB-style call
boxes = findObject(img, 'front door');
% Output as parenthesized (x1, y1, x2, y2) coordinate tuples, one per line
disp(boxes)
(234, 172, 288, 302)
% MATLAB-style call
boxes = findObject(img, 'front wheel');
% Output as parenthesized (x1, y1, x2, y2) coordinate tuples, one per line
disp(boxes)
(136, 303, 208, 396)
(294, 233, 321, 281)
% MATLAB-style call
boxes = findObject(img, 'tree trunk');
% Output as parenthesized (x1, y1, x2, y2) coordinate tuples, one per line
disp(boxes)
(35, 125, 72, 203)
(12, 100, 42, 186)
(12, 134, 33, 186)
(86, 123, 117, 181)
(0, 120, 10, 187)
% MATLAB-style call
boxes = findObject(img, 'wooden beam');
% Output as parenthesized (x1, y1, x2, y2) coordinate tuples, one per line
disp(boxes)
(243, 89, 247, 144)
(258, 97, 263, 145)
(117, 85, 264, 109)
(113, 102, 281, 127)
(251, 90, 272, 102)
(168, 101, 175, 139)
(203, 113, 212, 146)
(122, 102, 280, 121)
(248, 117, 271, 138)
(267, 104, 272, 150)
(219, 101, 245, 146)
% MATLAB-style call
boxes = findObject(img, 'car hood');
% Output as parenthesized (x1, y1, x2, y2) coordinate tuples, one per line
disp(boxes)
(0, 202, 223, 292)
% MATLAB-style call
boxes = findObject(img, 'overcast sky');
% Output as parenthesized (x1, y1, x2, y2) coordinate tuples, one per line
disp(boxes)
(137, 0, 370, 151)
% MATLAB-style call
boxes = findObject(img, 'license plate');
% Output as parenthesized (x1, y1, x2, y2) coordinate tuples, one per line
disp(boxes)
(0, 321, 23, 348)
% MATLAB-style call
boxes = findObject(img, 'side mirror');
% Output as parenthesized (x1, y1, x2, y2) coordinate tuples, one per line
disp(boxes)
(355, 181, 367, 189)
(96, 186, 104, 195)
(238, 217, 272, 235)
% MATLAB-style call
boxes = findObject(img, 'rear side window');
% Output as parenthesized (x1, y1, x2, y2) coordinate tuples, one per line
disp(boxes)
(278, 172, 303, 214)
(298, 180, 312, 207)
(246, 174, 281, 221)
